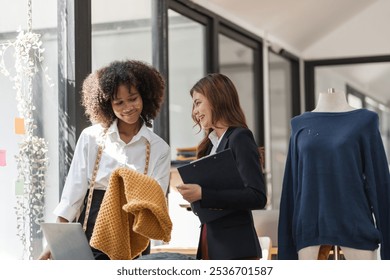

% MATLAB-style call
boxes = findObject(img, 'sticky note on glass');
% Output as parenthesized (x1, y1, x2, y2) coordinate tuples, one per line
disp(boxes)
(15, 117, 25, 134)
(15, 180, 24, 195)
(0, 149, 6, 166)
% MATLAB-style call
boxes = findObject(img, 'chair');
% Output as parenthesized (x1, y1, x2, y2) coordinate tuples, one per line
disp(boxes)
(253, 209, 279, 259)
(258, 236, 272, 260)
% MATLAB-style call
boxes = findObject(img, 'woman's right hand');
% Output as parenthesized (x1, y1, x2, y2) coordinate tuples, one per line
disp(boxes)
(176, 183, 202, 203)
(38, 216, 69, 260)
(38, 245, 51, 260)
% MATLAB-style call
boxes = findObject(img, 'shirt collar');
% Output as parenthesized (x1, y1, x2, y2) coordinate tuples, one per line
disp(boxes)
(107, 119, 152, 145)
(208, 129, 227, 149)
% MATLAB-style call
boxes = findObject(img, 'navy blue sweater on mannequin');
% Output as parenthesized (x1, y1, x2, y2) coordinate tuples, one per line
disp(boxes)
(278, 109, 390, 260)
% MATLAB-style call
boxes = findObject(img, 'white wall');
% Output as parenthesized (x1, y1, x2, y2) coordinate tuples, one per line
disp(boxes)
(303, 0, 390, 59)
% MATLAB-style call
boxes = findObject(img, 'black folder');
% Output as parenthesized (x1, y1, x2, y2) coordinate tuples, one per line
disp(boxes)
(177, 149, 245, 223)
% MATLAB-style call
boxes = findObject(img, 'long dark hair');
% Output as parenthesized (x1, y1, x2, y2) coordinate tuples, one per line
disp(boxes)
(190, 73, 247, 158)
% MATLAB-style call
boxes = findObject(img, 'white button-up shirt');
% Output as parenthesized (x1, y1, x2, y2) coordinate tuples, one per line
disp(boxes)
(208, 129, 227, 155)
(54, 119, 171, 221)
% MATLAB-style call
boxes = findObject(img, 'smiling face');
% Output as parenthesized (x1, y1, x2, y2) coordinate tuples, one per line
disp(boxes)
(192, 90, 214, 130)
(111, 84, 143, 126)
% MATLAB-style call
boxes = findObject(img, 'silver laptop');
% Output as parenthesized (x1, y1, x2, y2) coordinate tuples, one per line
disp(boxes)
(40, 222, 95, 260)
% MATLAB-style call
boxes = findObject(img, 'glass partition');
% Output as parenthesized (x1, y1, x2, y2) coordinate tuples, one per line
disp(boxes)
(0, 0, 58, 259)
(219, 34, 256, 138)
(91, 0, 152, 70)
(268, 52, 292, 209)
(168, 10, 205, 162)
(167, 9, 205, 248)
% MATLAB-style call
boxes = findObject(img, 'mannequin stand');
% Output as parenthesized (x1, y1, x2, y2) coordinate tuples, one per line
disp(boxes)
(299, 245, 377, 260)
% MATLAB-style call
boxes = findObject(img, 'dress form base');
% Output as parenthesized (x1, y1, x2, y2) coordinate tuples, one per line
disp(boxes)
(298, 245, 377, 260)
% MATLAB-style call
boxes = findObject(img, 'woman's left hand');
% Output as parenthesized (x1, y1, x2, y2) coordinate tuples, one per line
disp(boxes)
(176, 184, 202, 203)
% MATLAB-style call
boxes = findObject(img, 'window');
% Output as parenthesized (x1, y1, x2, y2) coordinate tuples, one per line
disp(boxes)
(167, 9, 206, 247)
(269, 52, 293, 209)
(168, 10, 205, 162)
(0, 0, 58, 259)
(91, 0, 153, 70)
(219, 34, 256, 138)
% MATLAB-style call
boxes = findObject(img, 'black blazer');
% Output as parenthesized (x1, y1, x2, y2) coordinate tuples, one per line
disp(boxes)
(196, 127, 267, 259)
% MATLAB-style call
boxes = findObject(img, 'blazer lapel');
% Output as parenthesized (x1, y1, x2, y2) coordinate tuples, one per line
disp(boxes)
(216, 127, 234, 153)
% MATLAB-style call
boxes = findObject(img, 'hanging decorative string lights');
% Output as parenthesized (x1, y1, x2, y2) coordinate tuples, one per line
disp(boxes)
(0, 0, 52, 259)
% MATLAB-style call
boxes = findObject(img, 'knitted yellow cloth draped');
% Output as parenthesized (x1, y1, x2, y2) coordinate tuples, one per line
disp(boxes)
(90, 167, 172, 260)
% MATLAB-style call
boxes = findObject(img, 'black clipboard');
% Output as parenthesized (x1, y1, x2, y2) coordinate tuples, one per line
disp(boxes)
(177, 149, 244, 223)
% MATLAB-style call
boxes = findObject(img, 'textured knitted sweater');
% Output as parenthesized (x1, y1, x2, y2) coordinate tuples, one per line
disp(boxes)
(278, 109, 390, 260)
(90, 168, 172, 260)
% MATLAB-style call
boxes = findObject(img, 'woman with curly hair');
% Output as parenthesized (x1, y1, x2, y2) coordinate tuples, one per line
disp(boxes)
(39, 60, 170, 260)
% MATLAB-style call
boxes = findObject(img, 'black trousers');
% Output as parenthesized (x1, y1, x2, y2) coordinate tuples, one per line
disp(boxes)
(77, 189, 150, 260)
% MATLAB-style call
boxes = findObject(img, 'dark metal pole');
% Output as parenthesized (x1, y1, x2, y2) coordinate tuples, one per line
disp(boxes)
(151, 0, 170, 143)
(57, 0, 91, 197)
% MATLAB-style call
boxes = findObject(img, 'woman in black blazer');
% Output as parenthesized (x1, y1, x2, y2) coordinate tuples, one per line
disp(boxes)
(177, 73, 267, 260)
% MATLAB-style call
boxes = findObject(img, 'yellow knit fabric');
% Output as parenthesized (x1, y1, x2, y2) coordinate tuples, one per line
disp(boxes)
(90, 167, 172, 260)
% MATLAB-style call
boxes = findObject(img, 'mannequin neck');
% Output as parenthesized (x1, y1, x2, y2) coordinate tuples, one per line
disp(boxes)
(312, 91, 356, 112)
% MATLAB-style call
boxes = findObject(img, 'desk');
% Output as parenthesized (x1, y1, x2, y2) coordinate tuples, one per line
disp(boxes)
(151, 245, 197, 256)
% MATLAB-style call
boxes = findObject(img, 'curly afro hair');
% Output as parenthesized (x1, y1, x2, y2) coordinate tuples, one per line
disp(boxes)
(81, 68, 113, 127)
(81, 60, 165, 128)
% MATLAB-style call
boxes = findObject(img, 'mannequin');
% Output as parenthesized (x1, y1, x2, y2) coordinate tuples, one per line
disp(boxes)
(298, 88, 376, 260)
(278, 87, 390, 260)
(312, 88, 356, 113)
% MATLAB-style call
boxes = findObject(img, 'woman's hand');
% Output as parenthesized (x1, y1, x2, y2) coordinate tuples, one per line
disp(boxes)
(38, 245, 51, 260)
(176, 184, 202, 203)
(37, 216, 69, 260)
